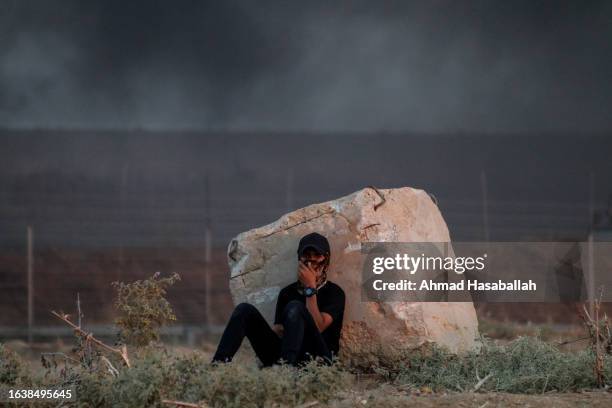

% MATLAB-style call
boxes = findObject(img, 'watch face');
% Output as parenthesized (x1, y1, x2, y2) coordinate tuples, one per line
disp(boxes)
(305, 287, 315, 296)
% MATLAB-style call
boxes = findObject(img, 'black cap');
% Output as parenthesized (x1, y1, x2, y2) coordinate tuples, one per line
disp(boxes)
(297, 232, 330, 257)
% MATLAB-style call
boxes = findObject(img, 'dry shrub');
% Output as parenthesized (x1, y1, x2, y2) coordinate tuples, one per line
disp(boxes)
(112, 272, 180, 346)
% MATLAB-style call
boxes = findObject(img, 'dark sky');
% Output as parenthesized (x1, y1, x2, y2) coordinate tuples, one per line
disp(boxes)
(1, 0, 611, 132)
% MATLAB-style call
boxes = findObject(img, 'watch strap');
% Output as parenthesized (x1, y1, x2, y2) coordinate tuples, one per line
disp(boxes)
(305, 287, 317, 297)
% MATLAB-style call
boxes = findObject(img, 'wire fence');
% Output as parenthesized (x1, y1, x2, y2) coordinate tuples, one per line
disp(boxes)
(0, 190, 596, 246)
(1, 130, 610, 343)
(0, 187, 603, 342)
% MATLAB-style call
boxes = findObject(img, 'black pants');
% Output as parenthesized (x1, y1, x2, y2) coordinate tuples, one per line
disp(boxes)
(212, 300, 332, 366)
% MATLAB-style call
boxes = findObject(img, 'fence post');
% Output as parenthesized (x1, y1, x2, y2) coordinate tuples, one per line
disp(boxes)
(27, 226, 34, 345)
(588, 171, 595, 316)
(286, 167, 294, 212)
(480, 170, 489, 242)
(204, 174, 212, 336)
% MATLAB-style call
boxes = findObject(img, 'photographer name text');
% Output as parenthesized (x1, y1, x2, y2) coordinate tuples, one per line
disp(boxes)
(372, 279, 536, 292)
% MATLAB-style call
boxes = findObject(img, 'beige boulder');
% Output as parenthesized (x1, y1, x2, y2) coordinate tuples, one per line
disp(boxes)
(227, 187, 480, 366)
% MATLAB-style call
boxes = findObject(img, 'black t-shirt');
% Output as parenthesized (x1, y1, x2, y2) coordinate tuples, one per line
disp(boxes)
(274, 281, 346, 355)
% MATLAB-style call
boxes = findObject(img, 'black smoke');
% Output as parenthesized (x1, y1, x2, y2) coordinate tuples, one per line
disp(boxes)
(1, 0, 611, 131)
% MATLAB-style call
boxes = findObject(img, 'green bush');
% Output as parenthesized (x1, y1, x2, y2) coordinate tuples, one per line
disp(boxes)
(73, 370, 113, 407)
(394, 336, 612, 393)
(199, 360, 352, 408)
(67, 347, 351, 408)
(0, 344, 36, 408)
(106, 352, 171, 408)
(5, 336, 612, 406)
(0, 343, 30, 386)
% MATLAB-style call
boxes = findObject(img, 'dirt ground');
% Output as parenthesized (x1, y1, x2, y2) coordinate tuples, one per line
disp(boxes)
(331, 383, 612, 407)
(337, 392, 612, 408)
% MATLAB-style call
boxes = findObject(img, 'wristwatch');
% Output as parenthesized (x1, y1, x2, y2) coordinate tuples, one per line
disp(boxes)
(304, 287, 317, 297)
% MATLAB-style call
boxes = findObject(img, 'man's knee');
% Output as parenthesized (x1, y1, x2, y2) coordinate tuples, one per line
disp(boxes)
(282, 300, 306, 322)
(232, 302, 258, 318)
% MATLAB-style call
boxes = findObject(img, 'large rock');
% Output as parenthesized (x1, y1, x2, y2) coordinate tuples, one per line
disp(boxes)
(227, 187, 480, 365)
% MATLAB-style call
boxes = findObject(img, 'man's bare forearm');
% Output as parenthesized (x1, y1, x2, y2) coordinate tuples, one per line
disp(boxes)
(305, 295, 326, 332)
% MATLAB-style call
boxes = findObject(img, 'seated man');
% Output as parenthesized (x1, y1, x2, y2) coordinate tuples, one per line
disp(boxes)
(212, 232, 345, 366)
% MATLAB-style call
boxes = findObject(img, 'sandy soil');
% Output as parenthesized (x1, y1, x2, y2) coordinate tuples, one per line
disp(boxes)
(330, 387, 612, 408)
